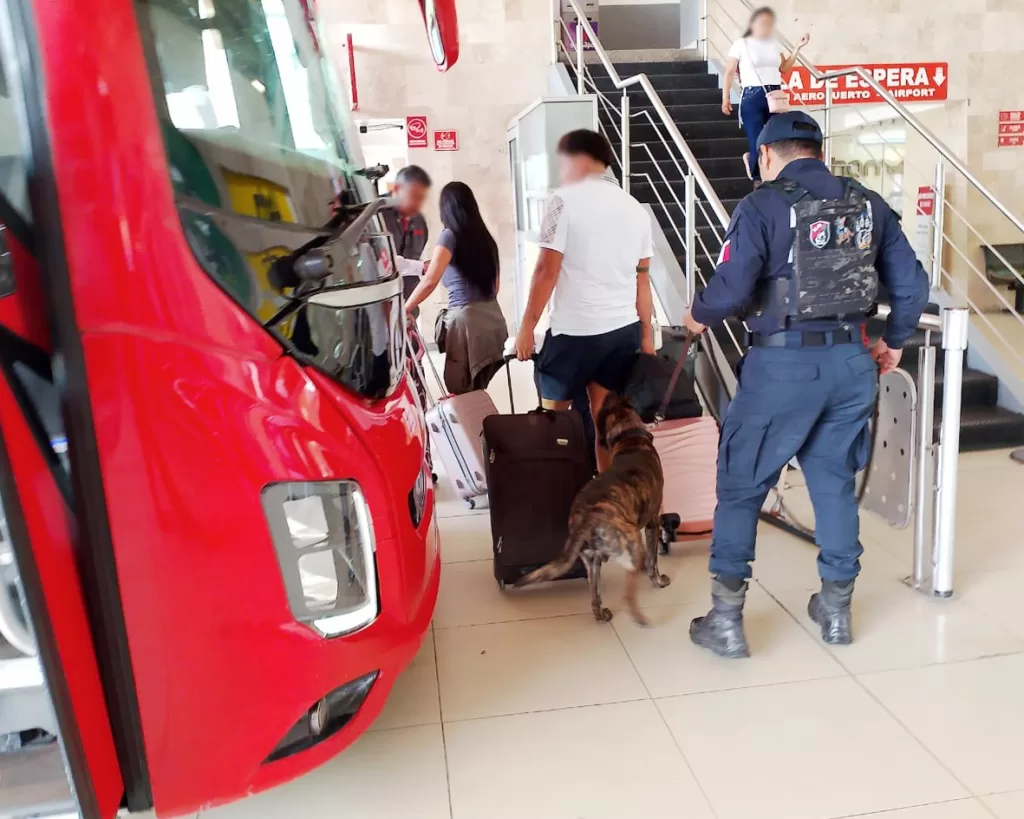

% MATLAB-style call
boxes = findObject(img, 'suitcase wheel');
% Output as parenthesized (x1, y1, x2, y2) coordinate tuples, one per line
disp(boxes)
(466, 498, 476, 510)
(497, 577, 505, 591)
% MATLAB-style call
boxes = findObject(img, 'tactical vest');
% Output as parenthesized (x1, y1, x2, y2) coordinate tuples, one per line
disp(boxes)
(753, 178, 879, 322)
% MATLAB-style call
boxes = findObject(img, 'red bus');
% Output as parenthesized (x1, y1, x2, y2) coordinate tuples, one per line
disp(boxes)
(0, 0, 458, 816)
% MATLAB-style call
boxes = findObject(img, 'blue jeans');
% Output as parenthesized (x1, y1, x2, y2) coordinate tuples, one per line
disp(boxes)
(709, 341, 878, 582)
(739, 85, 780, 181)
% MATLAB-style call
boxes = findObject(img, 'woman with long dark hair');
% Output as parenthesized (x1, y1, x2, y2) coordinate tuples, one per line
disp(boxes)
(405, 181, 508, 394)
(721, 7, 809, 185)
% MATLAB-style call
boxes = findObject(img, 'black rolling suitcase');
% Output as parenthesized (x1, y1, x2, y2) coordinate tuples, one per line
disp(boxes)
(482, 359, 592, 589)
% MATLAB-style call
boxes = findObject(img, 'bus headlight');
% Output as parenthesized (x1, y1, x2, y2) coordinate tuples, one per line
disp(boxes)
(262, 481, 379, 637)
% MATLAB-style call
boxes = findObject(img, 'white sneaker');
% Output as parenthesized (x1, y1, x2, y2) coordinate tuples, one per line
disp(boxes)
(742, 152, 753, 181)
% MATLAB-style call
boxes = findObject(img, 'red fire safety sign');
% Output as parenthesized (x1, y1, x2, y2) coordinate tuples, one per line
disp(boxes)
(406, 115, 428, 149)
(998, 111, 1024, 147)
(433, 130, 459, 151)
(786, 63, 948, 106)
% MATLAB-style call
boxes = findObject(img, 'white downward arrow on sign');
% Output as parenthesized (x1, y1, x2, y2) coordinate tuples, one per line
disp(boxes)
(933, 66, 946, 85)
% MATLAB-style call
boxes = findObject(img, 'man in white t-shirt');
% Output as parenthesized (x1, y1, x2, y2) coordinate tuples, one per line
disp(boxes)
(514, 129, 654, 471)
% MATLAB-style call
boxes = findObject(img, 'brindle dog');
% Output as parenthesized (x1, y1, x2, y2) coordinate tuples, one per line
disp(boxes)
(515, 394, 670, 625)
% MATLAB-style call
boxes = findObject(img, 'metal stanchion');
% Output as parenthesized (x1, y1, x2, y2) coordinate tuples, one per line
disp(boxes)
(823, 83, 833, 168)
(931, 162, 945, 290)
(910, 340, 936, 589)
(931, 306, 969, 597)
(621, 91, 630, 194)
(684, 173, 696, 306)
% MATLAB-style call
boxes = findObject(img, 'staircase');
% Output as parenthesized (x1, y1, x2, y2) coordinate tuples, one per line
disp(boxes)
(581, 56, 1024, 452)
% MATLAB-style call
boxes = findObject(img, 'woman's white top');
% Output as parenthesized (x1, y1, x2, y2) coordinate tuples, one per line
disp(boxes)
(729, 36, 784, 87)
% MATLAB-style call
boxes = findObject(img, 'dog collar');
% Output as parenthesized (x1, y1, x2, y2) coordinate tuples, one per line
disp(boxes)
(606, 427, 654, 449)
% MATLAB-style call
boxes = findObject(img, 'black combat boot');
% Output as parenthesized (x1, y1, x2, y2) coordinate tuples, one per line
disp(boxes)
(808, 579, 855, 645)
(689, 577, 750, 659)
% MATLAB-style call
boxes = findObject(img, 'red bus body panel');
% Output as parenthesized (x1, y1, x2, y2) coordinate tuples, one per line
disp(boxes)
(25, 0, 440, 814)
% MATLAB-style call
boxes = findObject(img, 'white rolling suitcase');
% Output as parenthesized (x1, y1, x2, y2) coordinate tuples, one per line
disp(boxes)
(410, 326, 497, 508)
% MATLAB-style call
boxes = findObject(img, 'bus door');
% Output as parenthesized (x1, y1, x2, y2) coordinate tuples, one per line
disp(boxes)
(0, 6, 126, 817)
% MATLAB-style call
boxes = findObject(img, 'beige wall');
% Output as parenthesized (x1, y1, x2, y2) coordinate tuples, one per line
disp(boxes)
(320, 0, 554, 329)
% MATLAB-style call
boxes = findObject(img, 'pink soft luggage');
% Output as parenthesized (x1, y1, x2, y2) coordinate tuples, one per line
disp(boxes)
(644, 332, 719, 540)
(410, 326, 496, 508)
(652, 416, 718, 537)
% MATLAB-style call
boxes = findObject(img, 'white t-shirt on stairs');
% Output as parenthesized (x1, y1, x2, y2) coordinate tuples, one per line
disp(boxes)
(729, 36, 784, 87)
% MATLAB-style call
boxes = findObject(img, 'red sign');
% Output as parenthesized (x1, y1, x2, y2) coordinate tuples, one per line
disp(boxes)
(406, 115, 428, 149)
(433, 130, 459, 151)
(916, 186, 935, 217)
(786, 63, 948, 106)
(999, 134, 1024, 148)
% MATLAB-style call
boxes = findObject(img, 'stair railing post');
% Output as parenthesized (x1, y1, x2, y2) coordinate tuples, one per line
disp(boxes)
(931, 161, 946, 292)
(931, 306, 969, 598)
(823, 82, 833, 169)
(911, 339, 936, 590)
(621, 90, 630, 194)
(699, 0, 708, 62)
(576, 19, 585, 95)
(685, 172, 696, 305)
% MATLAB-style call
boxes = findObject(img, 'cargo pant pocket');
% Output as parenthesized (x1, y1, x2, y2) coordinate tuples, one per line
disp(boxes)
(720, 418, 772, 487)
(848, 420, 873, 473)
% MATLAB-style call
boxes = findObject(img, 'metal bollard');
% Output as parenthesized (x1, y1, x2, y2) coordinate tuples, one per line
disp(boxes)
(911, 340, 936, 589)
(930, 306, 969, 597)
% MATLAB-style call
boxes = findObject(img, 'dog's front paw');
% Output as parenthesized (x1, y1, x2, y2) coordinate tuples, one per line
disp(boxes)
(656, 573, 671, 588)
(593, 607, 614, 623)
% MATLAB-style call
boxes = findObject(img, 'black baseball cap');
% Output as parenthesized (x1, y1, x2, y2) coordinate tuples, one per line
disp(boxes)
(755, 111, 824, 151)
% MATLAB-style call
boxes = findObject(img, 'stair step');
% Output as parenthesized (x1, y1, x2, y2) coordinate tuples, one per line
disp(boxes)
(939, 405, 1024, 451)
(606, 118, 740, 143)
(638, 103, 732, 123)
(592, 59, 711, 76)
(625, 88, 723, 106)
(632, 175, 753, 202)
(629, 138, 749, 162)
(654, 198, 741, 230)
(631, 157, 747, 181)
(593, 73, 719, 92)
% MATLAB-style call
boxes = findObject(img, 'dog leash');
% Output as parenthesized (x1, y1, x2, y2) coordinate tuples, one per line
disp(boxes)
(654, 332, 695, 423)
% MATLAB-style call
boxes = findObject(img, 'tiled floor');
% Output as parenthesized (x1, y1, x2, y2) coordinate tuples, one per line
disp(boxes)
(202, 372, 1024, 818)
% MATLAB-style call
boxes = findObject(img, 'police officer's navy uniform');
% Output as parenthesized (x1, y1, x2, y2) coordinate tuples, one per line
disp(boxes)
(688, 112, 929, 658)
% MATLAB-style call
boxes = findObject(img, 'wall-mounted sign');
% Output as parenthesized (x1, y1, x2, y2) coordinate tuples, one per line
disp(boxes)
(916, 186, 935, 217)
(406, 115, 428, 149)
(998, 111, 1024, 147)
(786, 63, 948, 106)
(433, 130, 459, 151)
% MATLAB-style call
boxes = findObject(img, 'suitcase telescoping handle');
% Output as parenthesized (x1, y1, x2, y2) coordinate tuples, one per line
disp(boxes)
(501, 353, 544, 416)
(655, 331, 696, 423)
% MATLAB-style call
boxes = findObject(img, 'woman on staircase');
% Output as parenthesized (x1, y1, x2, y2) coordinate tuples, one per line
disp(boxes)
(721, 7, 810, 185)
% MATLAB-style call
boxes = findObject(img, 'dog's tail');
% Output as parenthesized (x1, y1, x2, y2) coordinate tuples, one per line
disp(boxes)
(513, 532, 587, 587)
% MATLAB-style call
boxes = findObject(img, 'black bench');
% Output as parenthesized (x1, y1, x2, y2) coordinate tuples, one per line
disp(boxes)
(982, 243, 1024, 314)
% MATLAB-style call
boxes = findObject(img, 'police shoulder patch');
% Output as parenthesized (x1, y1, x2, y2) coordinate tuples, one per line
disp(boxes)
(809, 220, 830, 249)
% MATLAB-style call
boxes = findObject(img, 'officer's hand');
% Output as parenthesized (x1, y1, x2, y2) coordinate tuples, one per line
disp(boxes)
(515, 325, 536, 361)
(683, 311, 707, 336)
(721, 98, 733, 117)
(798, 32, 811, 47)
(871, 339, 902, 375)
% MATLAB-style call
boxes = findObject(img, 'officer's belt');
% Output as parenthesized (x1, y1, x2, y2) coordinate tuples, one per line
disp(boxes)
(749, 328, 858, 348)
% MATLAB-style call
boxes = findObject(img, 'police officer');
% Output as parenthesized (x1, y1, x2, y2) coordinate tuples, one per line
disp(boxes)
(684, 111, 929, 658)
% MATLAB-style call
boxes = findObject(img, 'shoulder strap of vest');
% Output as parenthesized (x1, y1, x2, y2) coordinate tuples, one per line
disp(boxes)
(841, 177, 872, 202)
(759, 178, 812, 207)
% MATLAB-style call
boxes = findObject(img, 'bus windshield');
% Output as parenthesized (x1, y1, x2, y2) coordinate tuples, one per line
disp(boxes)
(137, 0, 407, 401)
